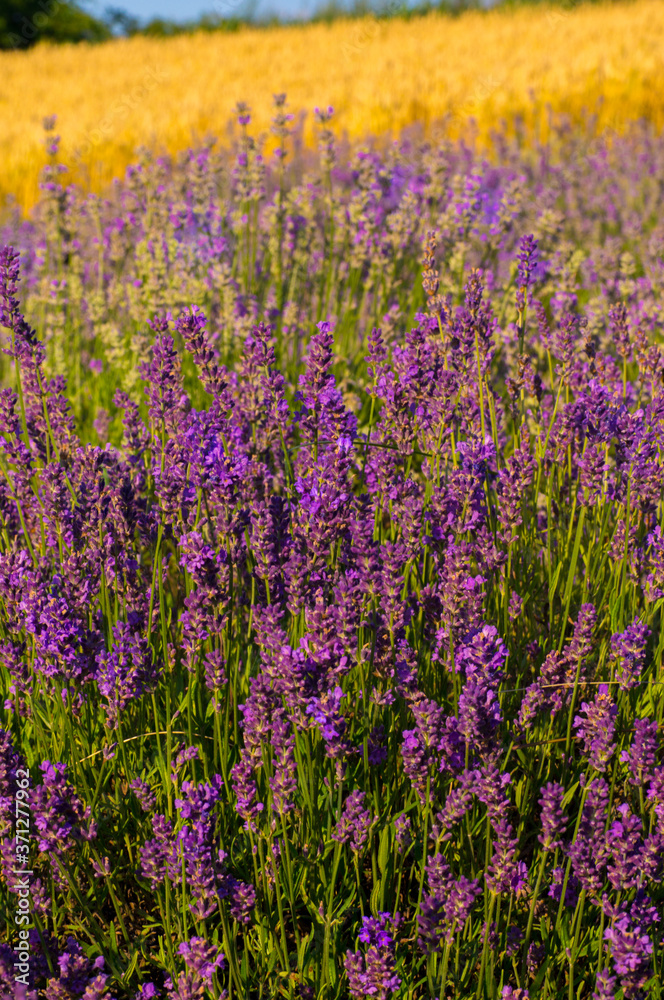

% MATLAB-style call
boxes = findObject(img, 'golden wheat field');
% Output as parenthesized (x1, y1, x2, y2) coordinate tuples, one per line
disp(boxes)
(3, 0, 664, 213)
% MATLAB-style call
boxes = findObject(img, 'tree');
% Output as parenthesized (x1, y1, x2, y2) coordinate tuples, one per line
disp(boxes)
(0, 0, 110, 49)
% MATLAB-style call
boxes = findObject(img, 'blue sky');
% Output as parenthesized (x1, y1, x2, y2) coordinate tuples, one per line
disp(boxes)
(89, 0, 493, 29)
(116, 0, 211, 17)
(92, 0, 342, 22)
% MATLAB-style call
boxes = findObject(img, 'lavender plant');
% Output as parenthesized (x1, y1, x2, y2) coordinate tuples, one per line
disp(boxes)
(0, 102, 663, 1000)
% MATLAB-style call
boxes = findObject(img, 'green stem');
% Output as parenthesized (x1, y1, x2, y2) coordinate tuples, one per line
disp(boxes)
(476, 892, 497, 999)
(417, 776, 432, 914)
(568, 889, 586, 1000)
(322, 841, 343, 996)
(522, 850, 547, 980)
(270, 841, 291, 973)
(439, 938, 452, 1000)
(280, 813, 301, 952)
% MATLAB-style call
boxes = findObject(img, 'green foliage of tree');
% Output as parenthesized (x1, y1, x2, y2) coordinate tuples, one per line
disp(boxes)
(0, 0, 110, 49)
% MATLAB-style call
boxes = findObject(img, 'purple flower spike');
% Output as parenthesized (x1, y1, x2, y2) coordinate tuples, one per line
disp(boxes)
(573, 684, 618, 772)
(516, 233, 539, 311)
(592, 968, 617, 1000)
(135, 984, 160, 1000)
(394, 814, 412, 851)
(538, 782, 566, 851)
(604, 916, 654, 999)
(41, 938, 111, 1000)
(139, 318, 187, 434)
(30, 762, 97, 873)
(177, 936, 225, 981)
(612, 618, 650, 691)
(345, 912, 401, 1000)
(96, 621, 162, 729)
(175, 305, 228, 401)
(333, 790, 373, 853)
(456, 624, 506, 753)
(621, 718, 658, 786)
(418, 853, 481, 952)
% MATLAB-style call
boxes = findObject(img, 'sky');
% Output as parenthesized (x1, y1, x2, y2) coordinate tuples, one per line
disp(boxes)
(117, 0, 211, 17)
(94, 0, 349, 23)
(91, 0, 494, 30)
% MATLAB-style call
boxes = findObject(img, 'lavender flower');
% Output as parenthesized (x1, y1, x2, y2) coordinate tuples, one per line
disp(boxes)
(171, 743, 200, 784)
(401, 695, 446, 804)
(568, 777, 610, 898)
(139, 317, 186, 433)
(621, 718, 658, 786)
(496, 431, 535, 544)
(344, 913, 401, 1000)
(96, 621, 161, 729)
(604, 916, 654, 999)
(43, 938, 111, 1000)
(175, 305, 228, 401)
(592, 969, 618, 1000)
(431, 770, 476, 843)
(505, 926, 524, 958)
(418, 853, 481, 952)
(269, 713, 298, 815)
(226, 876, 256, 924)
(139, 814, 179, 888)
(30, 762, 97, 877)
(177, 937, 225, 982)
(573, 684, 618, 772)
(516, 233, 539, 305)
(606, 802, 662, 890)
(401, 693, 463, 803)
(230, 755, 264, 833)
(526, 942, 544, 980)
(333, 790, 373, 853)
(548, 866, 580, 909)
(394, 814, 412, 852)
(3, 109, 664, 1000)
(306, 685, 349, 757)
(135, 985, 160, 1000)
(140, 775, 230, 922)
(608, 301, 631, 359)
(647, 767, 664, 832)
(538, 782, 567, 850)
(612, 618, 650, 691)
(164, 973, 205, 999)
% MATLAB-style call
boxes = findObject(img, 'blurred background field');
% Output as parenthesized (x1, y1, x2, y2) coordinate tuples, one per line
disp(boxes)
(2, 0, 664, 214)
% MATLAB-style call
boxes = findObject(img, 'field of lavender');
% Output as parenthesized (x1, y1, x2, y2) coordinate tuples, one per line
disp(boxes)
(0, 101, 663, 1000)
